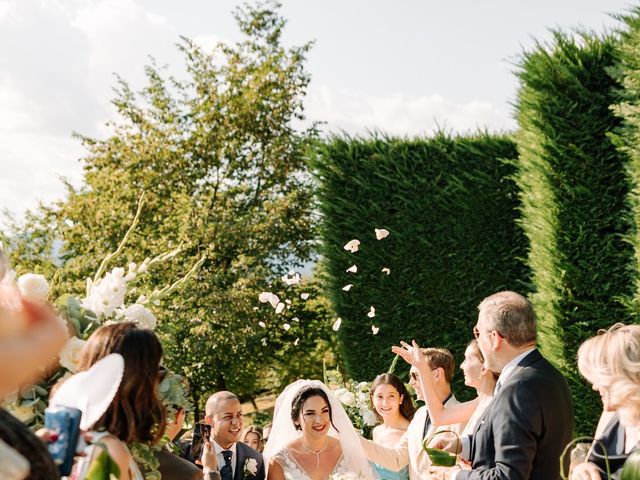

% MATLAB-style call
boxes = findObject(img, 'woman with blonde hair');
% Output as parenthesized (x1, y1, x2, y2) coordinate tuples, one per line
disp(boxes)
(570, 323, 640, 480)
(242, 426, 264, 452)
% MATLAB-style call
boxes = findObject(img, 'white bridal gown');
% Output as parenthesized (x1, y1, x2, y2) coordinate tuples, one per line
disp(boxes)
(272, 447, 352, 480)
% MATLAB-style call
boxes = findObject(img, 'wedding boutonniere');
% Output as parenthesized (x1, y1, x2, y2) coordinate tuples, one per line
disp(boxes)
(243, 458, 258, 477)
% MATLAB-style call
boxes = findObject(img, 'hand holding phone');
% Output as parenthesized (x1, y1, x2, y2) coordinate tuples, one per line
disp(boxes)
(191, 422, 212, 464)
(45, 406, 82, 476)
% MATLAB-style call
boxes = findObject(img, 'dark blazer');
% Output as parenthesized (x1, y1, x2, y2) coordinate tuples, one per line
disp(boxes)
(234, 441, 265, 480)
(457, 349, 574, 480)
(156, 447, 204, 480)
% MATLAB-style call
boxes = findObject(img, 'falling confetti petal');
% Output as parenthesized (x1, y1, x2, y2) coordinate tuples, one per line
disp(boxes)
(301, 293, 310, 300)
(275, 302, 285, 314)
(381, 267, 391, 275)
(282, 272, 301, 286)
(342, 284, 353, 291)
(283, 323, 291, 331)
(332, 318, 342, 331)
(261, 338, 267, 346)
(268, 294, 280, 309)
(252, 306, 259, 311)
(294, 338, 300, 346)
(367, 306, 376, 318)
(346, 265, 358, 274)
(258, 321, 266, 328)
(259, 292, 272, 303)
(292, 317, 300, 322)
(343, 239, 360, 253)
(285, 299, 292, 305)
(372, 325, 380, 335)
(375, 228, 390, 240)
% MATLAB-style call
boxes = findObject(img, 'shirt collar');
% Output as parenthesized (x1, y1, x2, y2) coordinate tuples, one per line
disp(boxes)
(213, 440, 237, 457)
(498, 347, 536, 385)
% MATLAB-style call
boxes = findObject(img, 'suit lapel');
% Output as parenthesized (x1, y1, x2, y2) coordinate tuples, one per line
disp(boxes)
(234, 443, 244, 480)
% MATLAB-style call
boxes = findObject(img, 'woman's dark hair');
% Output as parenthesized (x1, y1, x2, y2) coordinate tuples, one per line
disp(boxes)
(77, 322, 167, 443)
(290, 386, 338, 432)
(370, 373, 417, 423)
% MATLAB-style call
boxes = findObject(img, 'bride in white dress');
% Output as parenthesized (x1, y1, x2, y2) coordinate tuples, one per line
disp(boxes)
(264, 380, 378, 480)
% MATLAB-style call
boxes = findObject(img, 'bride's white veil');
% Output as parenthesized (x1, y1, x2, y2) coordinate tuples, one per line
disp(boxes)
(263, 379, 378, 478)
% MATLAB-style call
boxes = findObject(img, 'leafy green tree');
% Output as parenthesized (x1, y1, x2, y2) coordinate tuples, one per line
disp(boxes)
(5, 1, 335, 408)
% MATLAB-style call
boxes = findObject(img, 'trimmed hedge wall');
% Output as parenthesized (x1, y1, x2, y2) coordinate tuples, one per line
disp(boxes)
(312, 133, 529, 399)
(514, 32, 634, 436)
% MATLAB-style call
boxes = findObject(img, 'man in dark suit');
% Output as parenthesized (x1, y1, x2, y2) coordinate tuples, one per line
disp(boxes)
(156, 407, 204, 480)
(439, 291, 574, 480)
(199, 391, 265, 480)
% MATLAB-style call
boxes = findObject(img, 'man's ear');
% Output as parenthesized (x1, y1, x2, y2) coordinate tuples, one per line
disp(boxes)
(491, 331, 503, 351)
(204, 415, 214, 427)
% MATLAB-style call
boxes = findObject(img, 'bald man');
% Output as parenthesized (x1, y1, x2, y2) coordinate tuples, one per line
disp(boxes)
(199, 391, 265, 480)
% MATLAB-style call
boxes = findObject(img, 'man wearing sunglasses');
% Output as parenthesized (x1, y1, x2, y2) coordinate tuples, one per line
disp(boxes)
(444, 291, 574, 480)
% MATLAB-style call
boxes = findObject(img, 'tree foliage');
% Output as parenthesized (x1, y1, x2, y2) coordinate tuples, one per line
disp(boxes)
(5, 1, 335, 407)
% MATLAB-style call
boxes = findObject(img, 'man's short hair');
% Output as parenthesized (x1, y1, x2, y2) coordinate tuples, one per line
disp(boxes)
(420, 347, 455, 384)
(205, 391, 239, 417)
(478, 291, 536, 347)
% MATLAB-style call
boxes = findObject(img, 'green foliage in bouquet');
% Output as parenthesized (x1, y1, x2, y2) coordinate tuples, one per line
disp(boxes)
(514, 30, 634, 435)
(324, 368, 376, 439)
(312, 132, 528, 399)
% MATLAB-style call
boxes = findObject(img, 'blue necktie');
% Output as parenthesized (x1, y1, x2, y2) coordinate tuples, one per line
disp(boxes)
(220, 450, 233, 480)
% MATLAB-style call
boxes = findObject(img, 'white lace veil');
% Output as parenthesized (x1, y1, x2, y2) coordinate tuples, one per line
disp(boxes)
(263, 379, 378, 478)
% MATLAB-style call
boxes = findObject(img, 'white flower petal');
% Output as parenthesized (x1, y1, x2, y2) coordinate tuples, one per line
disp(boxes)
(268, 294, 280, 309)
(342, 284, 353, 291)
(332, 318, 342, 331)
(371, 325, 380, 335)
(346, 265, 358, 274)
(285, 299, 292, 305)
(367, 306, 376, 318)
(258, 321, 266, 328)
(275, 302, 285, 314)
(343, 239, 360, 253)
(282, 272, 301, 286)
(375, 228, 390, 240)
(258, 292, 272, 303)
(283, 323, 291, 331)
(292, 317, 300, 322)
(381, 267, 391, 275)
(300, 293, 310, 300)
(59, 337, 87, 373)
(17, 274, 49, 302)
(294, 337, 300, 346)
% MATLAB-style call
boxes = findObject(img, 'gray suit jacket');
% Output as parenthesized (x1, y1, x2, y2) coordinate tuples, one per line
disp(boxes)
(156, 448, 204, 480)
(457, 349, 574, 480)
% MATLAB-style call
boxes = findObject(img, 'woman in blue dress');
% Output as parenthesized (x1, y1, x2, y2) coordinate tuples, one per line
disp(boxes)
(369, 374, 416, 480)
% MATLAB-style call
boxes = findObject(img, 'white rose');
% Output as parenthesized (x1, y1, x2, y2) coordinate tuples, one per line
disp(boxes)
(59, 336, 87, 373)
(244, 458, 258, 476)
(341, 391, 356, 407)
(122, 303, 157, 330)
(362, 407, 378, 427)
(17, 273, 49, 302)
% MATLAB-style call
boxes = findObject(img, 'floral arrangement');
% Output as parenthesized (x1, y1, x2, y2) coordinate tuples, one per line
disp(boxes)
(324, 368, 377, 439)
(3, 195, 203, 479)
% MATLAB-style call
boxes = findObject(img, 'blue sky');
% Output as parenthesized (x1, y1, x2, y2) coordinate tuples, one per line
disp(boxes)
(0, 0, 633, 222)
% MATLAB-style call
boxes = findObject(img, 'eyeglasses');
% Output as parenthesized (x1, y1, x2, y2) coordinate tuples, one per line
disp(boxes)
(473, 326, 494, 339)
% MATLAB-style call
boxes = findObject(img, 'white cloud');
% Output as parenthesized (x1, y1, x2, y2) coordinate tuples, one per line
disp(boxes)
(305, 85, 516, 136)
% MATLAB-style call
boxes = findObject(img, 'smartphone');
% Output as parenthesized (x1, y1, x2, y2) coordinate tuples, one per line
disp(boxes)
(45, 406, 82, 476)
(191, 422, 212, 463)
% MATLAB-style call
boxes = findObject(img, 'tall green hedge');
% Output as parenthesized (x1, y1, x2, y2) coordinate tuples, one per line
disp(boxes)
(613, 8, 640, 318)
(515, 32, 634, 436)
(312, 133, 529, 399)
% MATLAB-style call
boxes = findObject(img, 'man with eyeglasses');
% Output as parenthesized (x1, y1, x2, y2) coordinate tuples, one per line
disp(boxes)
(360, 348, 466, 479)
(196, 391, 265, 480)
(436, 291, 574, 480)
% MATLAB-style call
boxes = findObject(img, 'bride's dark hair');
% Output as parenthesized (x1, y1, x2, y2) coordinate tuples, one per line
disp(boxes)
(290, 385, 339, 432)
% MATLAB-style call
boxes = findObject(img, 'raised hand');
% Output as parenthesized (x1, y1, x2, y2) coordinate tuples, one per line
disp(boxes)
(391, 340, 429, 370)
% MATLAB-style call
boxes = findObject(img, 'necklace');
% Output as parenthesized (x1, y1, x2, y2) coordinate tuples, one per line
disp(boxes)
(302, 438, 329, 468)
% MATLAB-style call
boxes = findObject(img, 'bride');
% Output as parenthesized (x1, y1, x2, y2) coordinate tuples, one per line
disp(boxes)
(264, 380, 378, 480)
